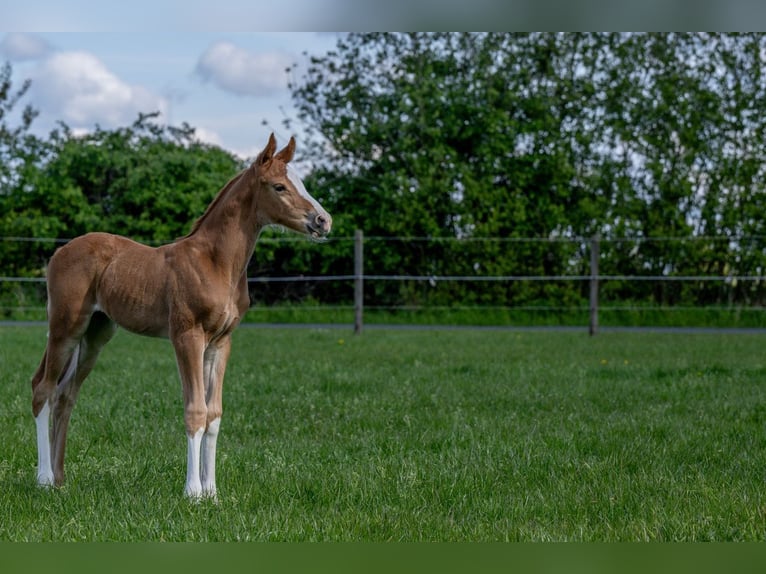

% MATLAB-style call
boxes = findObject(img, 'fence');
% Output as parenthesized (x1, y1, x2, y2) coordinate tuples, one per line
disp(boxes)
(342, 232, 766, 334)
(3, 232, 766, 333)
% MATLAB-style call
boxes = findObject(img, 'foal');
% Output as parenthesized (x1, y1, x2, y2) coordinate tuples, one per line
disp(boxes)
(31, 133, 331, 498)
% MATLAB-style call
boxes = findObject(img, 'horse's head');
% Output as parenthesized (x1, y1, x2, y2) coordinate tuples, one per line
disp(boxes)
(251, 133, 332, 240)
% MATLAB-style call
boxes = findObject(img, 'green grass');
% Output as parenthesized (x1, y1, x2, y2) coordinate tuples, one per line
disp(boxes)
(7, 299, 766, 329)
(239, 304, 766, 329)
(1, 325, 766, 541)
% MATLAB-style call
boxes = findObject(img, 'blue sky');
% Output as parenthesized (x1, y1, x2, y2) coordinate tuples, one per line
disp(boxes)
(2, 1, 762, 162)
(0, 32, 339, 160)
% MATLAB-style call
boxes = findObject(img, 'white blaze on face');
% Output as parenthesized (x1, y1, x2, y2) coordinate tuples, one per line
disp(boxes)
(286, 164, 329, 219)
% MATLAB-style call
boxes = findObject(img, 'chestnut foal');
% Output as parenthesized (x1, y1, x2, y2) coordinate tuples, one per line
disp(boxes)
(31, 134, 331, 498)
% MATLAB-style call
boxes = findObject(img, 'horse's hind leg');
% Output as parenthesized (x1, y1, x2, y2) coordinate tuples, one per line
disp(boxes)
(50, 312, 117, 486)
(32, 303, 107, 486)
(32, 333, 82, 486)
(32, 236, 113, 487)
(31, 349, 55, 485)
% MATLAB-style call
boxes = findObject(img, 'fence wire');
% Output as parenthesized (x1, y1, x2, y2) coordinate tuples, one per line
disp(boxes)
(3, 234, 766, 328)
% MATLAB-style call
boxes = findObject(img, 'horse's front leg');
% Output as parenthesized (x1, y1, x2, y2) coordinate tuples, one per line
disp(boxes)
(201, 335, 231, 499)
(172, 328, 208, 499)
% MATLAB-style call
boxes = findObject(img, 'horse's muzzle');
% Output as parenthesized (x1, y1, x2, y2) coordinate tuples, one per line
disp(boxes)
(307, 211, 332, 239)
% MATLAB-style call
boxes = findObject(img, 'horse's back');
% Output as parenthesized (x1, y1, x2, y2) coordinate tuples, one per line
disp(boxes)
(47, 232, 171, 337)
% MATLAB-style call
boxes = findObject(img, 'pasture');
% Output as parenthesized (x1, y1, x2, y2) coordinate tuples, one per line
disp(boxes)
(1, 325, 765, 541)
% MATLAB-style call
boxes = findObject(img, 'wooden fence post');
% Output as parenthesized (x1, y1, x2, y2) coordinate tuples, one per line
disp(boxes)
(354, 229, 364, 335)
(589, 234, 600, 336)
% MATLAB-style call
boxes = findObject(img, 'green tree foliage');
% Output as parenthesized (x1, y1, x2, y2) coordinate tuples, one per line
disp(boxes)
(0, 62, 40, 192)
(1, 111, 243, 275)
(288, 33, 766, 310)
(4, 33, 766, 319)
(0, 83, 243, 313)
(40, 114, 243, 242)
(0, 61, 51, 312)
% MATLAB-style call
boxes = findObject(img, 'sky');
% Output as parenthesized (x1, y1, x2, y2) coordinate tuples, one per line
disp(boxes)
(2, 0, 763, 163)
(0, 32, 339, 160)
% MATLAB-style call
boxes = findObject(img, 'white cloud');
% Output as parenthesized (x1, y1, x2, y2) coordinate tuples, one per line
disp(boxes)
(0, 33, 50, 61)
(192, 126, 224, 147)
(194, 42, 293, 97)
(31, 51, 168, 129)
(230, 144, 264, 162)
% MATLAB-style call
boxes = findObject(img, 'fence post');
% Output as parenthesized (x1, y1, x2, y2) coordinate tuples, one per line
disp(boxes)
(354, 229, 364, 335)
(589, 234, 600, 336)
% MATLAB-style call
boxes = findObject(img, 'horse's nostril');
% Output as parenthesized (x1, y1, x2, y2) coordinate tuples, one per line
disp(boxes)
(310, 211, 331, 235)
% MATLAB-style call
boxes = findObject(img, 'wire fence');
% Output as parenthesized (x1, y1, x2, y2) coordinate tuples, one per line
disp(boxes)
(2, 233, 766, 332)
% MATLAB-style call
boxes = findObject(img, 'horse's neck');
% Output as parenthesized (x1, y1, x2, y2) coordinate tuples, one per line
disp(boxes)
(186, 174, 262, 282)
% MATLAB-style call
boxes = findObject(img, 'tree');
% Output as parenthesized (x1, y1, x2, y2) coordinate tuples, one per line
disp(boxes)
(288, 33, 766, 313)
(36, 114, 244, 242)
(0, 110, 245, 316)
(289, 33, 607, 308)
(0, 61, 51, 315)
(0, 61, 41, 193)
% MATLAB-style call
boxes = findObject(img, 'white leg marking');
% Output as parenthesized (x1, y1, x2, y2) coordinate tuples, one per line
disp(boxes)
(184, 427, 204, 498)
(201, 417, 221, 498)
(36, 402, 54, 486)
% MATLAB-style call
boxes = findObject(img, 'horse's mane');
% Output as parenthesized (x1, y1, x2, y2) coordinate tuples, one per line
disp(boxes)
(182, 167, 249, 238)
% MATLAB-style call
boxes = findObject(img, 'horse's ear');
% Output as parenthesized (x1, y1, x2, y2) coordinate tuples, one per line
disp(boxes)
(274, 136, 296, 164)
(254, 133, 278, 166)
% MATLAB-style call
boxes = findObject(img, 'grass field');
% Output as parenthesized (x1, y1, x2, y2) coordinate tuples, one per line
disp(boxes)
(1, 325, 766, 541)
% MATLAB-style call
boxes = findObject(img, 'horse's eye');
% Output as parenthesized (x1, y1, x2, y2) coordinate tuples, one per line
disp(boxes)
(273, 183, 286, 192)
